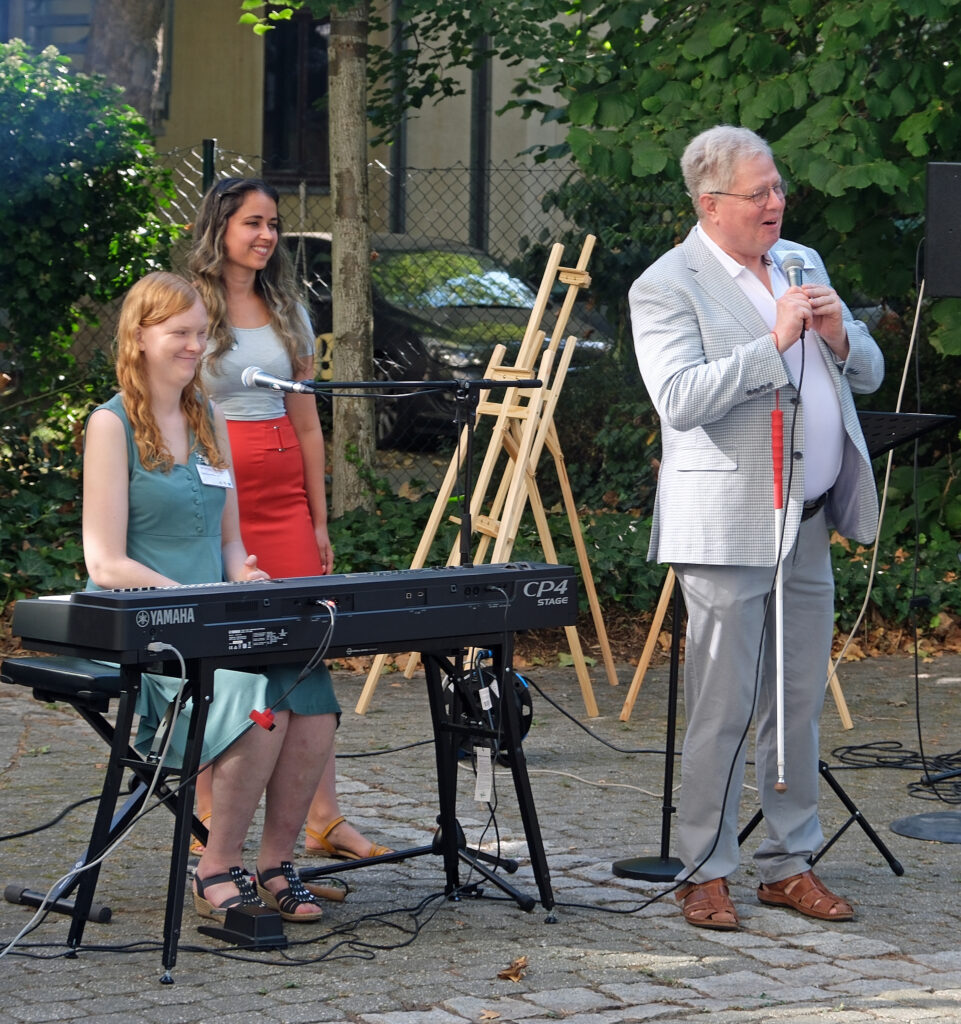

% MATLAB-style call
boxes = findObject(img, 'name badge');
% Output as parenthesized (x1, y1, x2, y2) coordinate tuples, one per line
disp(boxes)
(196, 464, 234, 488)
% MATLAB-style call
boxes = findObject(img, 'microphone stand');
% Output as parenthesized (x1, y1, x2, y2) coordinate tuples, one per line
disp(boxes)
(291, 375, 561, 913)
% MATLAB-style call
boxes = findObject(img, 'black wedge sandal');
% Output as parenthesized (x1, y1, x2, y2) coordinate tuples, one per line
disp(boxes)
(256, 861, 324, 922)
(193, 865, 265, 920)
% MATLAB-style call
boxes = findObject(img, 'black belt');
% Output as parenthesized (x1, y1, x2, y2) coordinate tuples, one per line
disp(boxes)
(801, 493, 827, 521)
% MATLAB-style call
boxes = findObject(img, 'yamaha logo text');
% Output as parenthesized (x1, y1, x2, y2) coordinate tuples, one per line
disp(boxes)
(522, 578, 571, 606)
(136, 607, 196, 629)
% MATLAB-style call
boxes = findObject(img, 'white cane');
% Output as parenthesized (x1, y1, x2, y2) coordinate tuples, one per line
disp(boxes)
(772, 401, 787, 793)
(773, 251, 807, 793)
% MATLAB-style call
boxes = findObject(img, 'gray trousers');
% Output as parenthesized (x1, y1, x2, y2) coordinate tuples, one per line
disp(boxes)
(673, 509, 834, 884)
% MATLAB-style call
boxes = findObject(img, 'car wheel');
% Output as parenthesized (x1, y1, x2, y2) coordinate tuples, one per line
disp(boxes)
(374, 395, 405, 450)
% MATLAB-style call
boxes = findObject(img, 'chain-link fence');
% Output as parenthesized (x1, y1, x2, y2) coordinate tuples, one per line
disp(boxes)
(150, 142, 584, 261)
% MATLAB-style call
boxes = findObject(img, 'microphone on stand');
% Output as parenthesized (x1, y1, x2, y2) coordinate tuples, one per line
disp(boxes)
(241, 366, 315, 394)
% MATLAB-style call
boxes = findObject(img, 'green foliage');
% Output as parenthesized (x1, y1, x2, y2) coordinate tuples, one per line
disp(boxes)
(831, 443, 961, 633)
(547, 357, 661, 512)
(1, 39, 177, 606)
(0, 39, 179, 404)
(513, 176, 692, 356)
(505, 0, 961, 352)
(331, 479, 456, 572)
(0, 357, 113, 606)
(239, 0, 573, 142)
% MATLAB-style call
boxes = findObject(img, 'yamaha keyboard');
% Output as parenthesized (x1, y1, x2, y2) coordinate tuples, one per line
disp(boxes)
(12, 561, 577, 663)
(8, 561, 573, 970)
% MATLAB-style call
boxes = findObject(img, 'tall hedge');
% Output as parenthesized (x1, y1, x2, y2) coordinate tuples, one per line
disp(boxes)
(0, 40, 178, 605)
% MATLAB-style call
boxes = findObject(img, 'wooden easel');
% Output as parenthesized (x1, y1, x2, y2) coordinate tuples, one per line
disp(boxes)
(356, 236, 617, 718)
(618, 568, 854, 730)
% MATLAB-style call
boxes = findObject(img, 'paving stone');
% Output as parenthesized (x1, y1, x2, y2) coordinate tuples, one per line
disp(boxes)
(4, 654, 961, 1022)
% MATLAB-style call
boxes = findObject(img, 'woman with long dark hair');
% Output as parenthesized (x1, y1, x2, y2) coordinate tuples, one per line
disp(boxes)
(187, 178, 391, 861)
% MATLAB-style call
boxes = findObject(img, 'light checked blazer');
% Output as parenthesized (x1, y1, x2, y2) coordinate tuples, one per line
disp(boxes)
(630, 227, 885, 568)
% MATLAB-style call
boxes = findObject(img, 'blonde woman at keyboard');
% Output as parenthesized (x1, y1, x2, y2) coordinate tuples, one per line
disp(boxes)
(82, 271, 337, 922)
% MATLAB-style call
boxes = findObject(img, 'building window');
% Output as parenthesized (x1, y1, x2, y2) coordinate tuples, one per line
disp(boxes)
(263, 10, 330, 188)
(22, 0, 90, 62)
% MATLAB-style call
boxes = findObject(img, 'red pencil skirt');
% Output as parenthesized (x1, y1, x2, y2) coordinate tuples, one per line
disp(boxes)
(226, 416, 325, 579)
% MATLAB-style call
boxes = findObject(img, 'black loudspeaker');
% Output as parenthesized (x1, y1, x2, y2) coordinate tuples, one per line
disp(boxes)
(925, 162, 961, 297)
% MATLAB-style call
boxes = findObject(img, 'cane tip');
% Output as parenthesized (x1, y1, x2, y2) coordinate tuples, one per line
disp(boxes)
(774, 781, 788, 793)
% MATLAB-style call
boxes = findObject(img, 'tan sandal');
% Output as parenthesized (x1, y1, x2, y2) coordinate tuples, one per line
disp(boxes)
(676, 877, 739, 930)
(189, 812, 211, 856)
(304, 815, 393, 860)
(757, 869, 854, 921)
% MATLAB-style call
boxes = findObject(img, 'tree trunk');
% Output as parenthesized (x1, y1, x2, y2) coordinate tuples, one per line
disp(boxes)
(85, 0, 167, 130)
(329, 2, 375, 516)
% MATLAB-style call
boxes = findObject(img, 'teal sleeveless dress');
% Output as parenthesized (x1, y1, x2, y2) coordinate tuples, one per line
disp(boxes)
(87, 393, 339, 768)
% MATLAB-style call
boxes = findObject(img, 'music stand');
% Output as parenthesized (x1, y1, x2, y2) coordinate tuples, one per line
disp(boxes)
(856, 410, 955, 461)
(860, 407, 961, 845)
(611, 409, 954, 883)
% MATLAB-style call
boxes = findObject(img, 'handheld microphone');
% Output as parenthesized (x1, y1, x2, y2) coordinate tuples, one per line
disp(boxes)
(240, 366, 315, 394)
(781, 252, 805, 289)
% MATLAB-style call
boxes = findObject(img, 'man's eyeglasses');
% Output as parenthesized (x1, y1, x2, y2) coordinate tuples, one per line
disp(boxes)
(709, 181, 788, 208)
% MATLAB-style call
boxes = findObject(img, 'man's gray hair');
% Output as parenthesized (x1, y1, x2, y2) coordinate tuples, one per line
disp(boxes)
(681, 126, 773, 218)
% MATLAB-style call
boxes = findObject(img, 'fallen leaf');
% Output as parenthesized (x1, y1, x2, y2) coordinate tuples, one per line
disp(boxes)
(479, 1011, 501, 1020)
(497, 955, 528, 982)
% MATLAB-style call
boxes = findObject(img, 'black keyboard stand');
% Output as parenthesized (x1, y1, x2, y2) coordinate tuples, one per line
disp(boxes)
(5, 626, 556, 982)
(62, 660, 213, 982)
(301, 636, 556, 920)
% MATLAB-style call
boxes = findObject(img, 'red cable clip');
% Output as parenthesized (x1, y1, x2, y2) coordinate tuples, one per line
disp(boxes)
(249, 708, 276, 731)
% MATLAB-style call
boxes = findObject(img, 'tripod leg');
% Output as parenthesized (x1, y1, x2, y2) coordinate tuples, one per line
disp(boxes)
(815, 761, 904, 876)
(424, 652, 466, 894)
(736, 764, 903, 877)
(491, 640, 555, 915)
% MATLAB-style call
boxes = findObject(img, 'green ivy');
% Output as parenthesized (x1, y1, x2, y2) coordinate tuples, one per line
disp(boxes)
(0, 364, 112, 605)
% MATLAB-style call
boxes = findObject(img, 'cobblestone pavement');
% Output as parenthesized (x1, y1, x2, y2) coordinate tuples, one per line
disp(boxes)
(3, 652, 961, 1023)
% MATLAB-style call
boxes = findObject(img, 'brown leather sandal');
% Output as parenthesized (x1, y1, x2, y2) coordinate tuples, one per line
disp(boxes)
(757, 869, 854, 921)
(676, 877, 739, 930)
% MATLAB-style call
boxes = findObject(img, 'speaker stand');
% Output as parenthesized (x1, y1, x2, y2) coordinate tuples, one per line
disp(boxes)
(739, 760, 904, 875)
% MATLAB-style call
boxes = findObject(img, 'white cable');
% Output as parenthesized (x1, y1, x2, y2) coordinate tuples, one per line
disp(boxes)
(828, 280, 925, 685)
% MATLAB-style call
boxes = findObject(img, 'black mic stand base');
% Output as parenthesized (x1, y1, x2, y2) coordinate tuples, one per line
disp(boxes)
(611, 855, 684, 883)
(890, 811, 961, 844)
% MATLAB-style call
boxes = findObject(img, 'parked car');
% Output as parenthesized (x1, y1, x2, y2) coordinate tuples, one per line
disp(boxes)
(286, 232, 613, 448)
